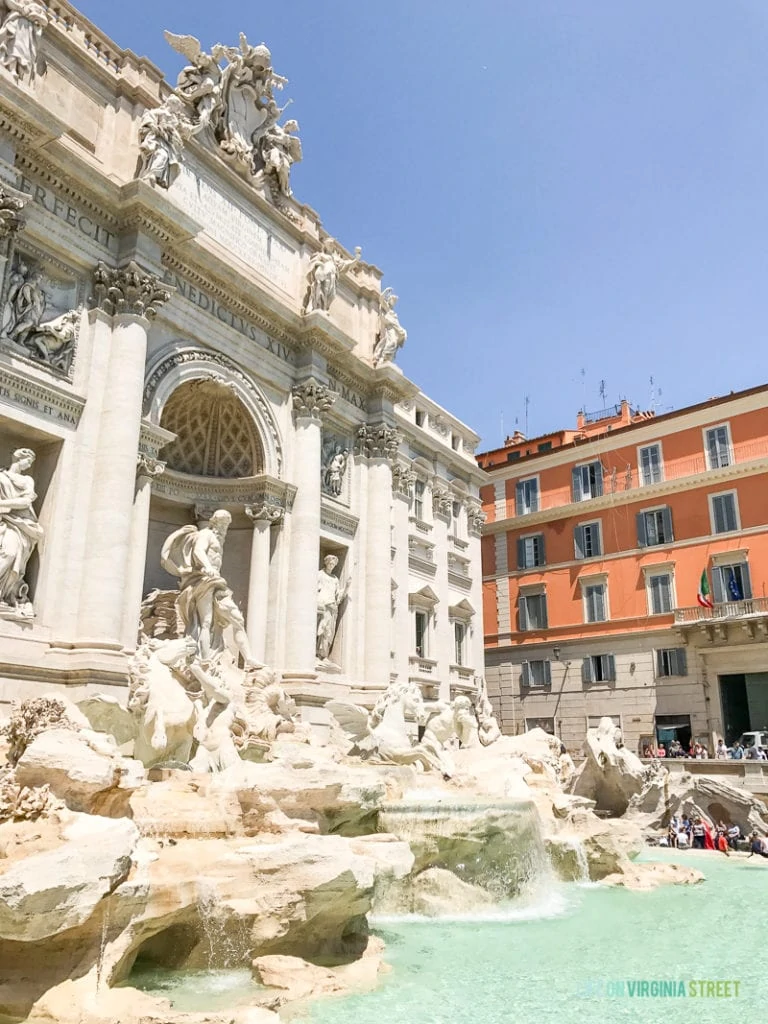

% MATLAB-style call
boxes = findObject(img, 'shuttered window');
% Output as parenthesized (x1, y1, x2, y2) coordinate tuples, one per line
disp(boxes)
(647, 573, 673, 614)
(705, 425, 732, 469)
(582, 654, 616, 683)
(519, 592, 548, 631)
(656, 648, 688, 677)
(638, 444, 663, 485)
(637, 507, 674, 547)
(517, 534, 546, 569)
(711, 562, 752, 603)
(572, 462, 603, 502)
(711, 493, 738, 534)
(515, 478, 539, 515)
(574, 522, 602, 559)
(584, 583, 607, 623)
(521, 660, 552, 687)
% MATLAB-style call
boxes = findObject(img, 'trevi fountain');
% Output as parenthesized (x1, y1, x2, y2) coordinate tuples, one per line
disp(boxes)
(0, 4, 766, 1023)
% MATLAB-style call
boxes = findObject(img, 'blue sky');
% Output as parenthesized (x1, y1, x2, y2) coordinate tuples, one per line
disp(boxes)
(77, 1, 768, 447)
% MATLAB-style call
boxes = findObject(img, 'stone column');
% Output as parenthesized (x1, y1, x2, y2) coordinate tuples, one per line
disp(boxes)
(121, 455, 166, 649)
(284, 380, 336, 674)
(432, 480, 454, 702)
(357, 424, 401, 685)
(77, 262, 172, 645)
(391, 463, 415, 685)
(245, 502, 284, 665)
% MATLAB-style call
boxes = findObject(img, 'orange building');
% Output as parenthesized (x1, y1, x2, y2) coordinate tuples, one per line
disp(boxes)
(478, 386, 768, 755)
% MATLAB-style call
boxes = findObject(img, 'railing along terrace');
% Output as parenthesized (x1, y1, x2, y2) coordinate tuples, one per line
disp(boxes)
(675, 596, 768, 624)
(510, 437, 768, 518)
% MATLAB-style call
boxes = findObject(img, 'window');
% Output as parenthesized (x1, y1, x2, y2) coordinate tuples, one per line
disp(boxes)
(656, 648, 688, 677)
(452, 621, 466, 666)
(705, 424, 732, 469)
(538, 441, 553, 453)
(413, 479, 426, 520)
(415, 409, 425, 427)
(519, 591, 548, 630)
(574, 521, 602, 559)
(572, 461, 603, 501)
(526, 716, 556, 733)
(712, 562, 752, 603)
(521, 661, 552, 687)
(515, 477, 539, 515)
(414, 611, 428, 657)
(582, 654, 616, 684)
(451, 434, 461, 451)
(638, 443, 663, 486)
(583, 582, 607, 623)
(637, 507, 674, 547)
(710, 492, 738, 534)
(517, 533, 546, 569)
(507, 451, 521, 462)
(647, 572, 674, 615)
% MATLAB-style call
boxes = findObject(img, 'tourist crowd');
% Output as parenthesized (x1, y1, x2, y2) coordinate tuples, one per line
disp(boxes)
(643, 739, 768, 760)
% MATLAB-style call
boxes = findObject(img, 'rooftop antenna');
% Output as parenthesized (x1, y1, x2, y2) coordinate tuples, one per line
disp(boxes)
(599, 379, 607, 406)
(580, 368, 586, 410)
(524, 394, 530, 437)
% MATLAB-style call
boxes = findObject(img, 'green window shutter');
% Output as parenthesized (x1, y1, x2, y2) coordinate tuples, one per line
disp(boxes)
(515, 482, 524, 516)
(544, 660, 552, 685)
(661, 506, 674, 543)
(519, 596, 528, 631)
(537, 534, 546, 566)
(521, 661, 530, 687)
(572, 467, 582, 502)
(574, 525, 585, 559)
(636, 513, 648, 547)
(712, 567, 725, 604)
(604, 654, 616, 681)
(582, 657, 594, 684)
(593, 462, 604, 497)
(674, 649, 688, 676)
(517, 538, 526, 569)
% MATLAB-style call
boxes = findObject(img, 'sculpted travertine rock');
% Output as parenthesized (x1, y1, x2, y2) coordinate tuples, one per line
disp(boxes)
(0, 0, 47, 84)
(570, 715, 645, 815)
(3, 696, 74, 766)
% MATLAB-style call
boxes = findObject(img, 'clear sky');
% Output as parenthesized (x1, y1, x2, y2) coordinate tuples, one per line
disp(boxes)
(77, 0, 768, 448)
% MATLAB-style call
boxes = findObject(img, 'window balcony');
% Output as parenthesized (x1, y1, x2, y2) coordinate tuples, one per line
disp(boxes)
(675, 597, 768, 642)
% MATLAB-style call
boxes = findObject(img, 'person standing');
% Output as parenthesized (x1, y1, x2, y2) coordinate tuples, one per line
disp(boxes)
(692, 817, 706, 850)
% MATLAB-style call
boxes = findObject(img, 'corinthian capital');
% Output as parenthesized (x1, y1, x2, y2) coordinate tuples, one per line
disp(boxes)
(355, 423, 401, 462)
(92, 261, 173, 320)
(136, 454, 166, 479)
(245, 502, 285, 525)
(0, 183, 29, 238)
(292, 379, 336, 419)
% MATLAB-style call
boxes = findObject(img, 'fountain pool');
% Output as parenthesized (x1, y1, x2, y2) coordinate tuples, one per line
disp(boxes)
(309, 850, 768, 1024)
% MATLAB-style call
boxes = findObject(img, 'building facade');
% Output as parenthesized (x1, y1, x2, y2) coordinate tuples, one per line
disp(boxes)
(479, 389, 768, 754)
(0, 3, 485, 726)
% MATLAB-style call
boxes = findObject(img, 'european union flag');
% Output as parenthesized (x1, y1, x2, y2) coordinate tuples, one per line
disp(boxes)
(728, 569, 743, 601)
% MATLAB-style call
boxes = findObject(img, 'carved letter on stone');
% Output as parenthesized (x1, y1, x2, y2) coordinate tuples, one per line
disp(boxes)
(292, 380, 336, 419)
(0, 0, 48, 85)
(0, 447, 44, 617)
(92, 262, 172, 320)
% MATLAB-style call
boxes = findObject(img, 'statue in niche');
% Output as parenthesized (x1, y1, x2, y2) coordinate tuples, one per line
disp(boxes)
(138, 95, 193, 190)
(0, 0, 47, 84)
(316, 553, 349, 663)
(0, 447, 44, 616)
(161, 509, 259, 668)
(1, 264, 45, 346)
(373, 288, 407, 368)
(303, 238, 362, 315)
(322, 443, 349, 499)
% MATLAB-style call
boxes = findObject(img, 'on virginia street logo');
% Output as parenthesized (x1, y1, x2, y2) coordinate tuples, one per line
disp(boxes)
(578, 979, 741, 999)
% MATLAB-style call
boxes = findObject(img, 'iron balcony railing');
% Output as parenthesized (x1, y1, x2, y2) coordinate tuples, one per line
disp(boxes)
(675, 596, 768, 624)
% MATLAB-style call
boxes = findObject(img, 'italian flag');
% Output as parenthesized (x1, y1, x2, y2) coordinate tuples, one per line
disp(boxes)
(697, 570, 714, 609)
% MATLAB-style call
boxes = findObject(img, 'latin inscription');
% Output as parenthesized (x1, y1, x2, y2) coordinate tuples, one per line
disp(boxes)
(0, 383, 79, 426)
(169, 166, 295, 294)
(327, 376, 366, 411)
(18, 176, 117, 251)
(162, 271, 294, 364)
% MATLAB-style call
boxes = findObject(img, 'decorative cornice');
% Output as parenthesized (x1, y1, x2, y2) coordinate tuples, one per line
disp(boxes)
(292, 379, 336, 419)
(245, 502, 285, 525)
(0, 363, 84, 428)
(356, 423, 401, 461)
(151, 469, 295, 510)
(91, 261, 173, 320)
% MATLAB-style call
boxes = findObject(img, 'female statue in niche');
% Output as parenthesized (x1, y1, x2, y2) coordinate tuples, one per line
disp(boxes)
(0, 447, 44, 615)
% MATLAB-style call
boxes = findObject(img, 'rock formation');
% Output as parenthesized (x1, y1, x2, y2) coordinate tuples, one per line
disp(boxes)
(570, 715, 646, 815)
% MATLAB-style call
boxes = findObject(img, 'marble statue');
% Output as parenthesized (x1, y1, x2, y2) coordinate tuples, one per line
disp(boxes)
(322, 444, 349, 499)
(475, 677, 501, 747)
(0, 181, 28, 237)
(420, 696, 480, 777)
(137, 95, 192, 190)
(303, 239, 362, 314)
(1, 264, 45, 347)
(161, 509, 258, 668)
(127, 637, 199, 767)
(0, 447, 44, 616)
(328, 681, 447, 773)
(26, 308, 80, 373)
(158, 29, 301, 197)
(0, 0, 47, 84)
(316, 554, 349, 662)
(233, 667, 307, 752)
(373, 288, 406, 368)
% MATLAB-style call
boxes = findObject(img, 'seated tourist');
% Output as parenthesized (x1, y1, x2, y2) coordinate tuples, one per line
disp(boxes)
(748, 832, 768, 858)
(656, 743, 666, 758)
(676, 829, 690, 849)
(726, 823, 741, 850)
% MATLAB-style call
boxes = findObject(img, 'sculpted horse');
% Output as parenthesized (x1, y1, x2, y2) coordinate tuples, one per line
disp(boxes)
(328, 681, 448, 775)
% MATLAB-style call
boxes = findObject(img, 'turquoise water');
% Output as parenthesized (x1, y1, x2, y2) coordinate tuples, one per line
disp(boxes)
(309, 850, 768, 1024)
(119, 965, 259, 1011)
